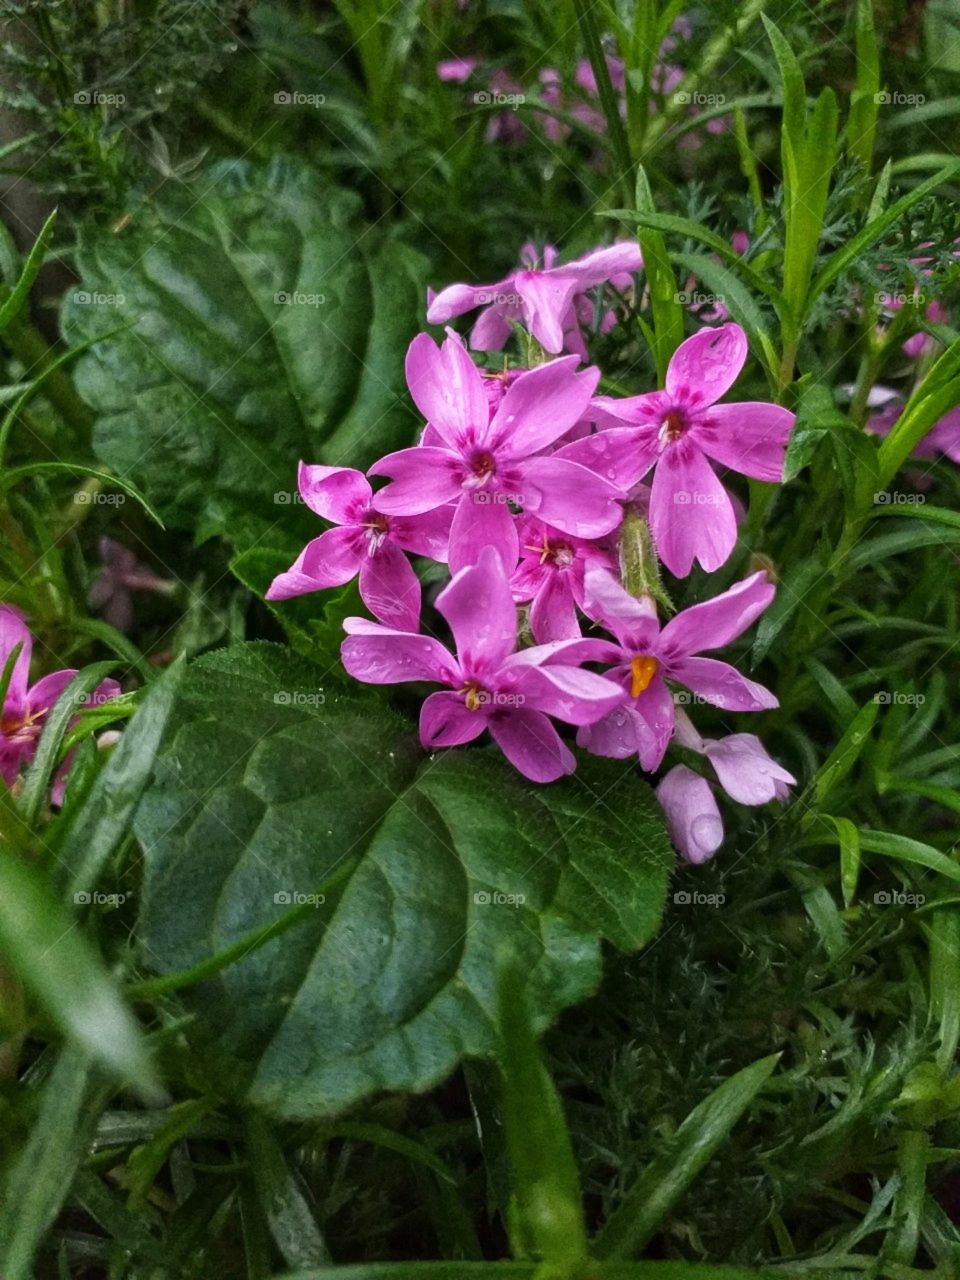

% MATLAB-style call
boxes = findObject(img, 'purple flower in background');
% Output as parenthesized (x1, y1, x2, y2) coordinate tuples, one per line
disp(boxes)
(88, 537, 174, 633)
(866, 391, 960, 465)
(426, 241, 643, 355)
(267, 464, 452, 632)
(560, 324, 795, 576)
(436, 57, 477, 83)
(0, 604, 120, 801)
(370, 333, 622, 574)
(511, 514, 617, 642)
(341, 545, 622, 782)
(577, 567, 777, 770)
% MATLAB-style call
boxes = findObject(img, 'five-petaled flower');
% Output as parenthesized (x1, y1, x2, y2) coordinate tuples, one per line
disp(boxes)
(560, 324, 795, 576)
(267, 464, 452, 632)
(341, 545, 623, 782)
(370, 332, 623, 574)
(576, 567, 778, 770)
(0, 604, 120, 802)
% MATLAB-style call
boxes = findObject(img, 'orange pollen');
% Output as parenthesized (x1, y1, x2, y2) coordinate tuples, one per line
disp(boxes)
(629, 655, 659, 698)
(459, 681, 486, 712)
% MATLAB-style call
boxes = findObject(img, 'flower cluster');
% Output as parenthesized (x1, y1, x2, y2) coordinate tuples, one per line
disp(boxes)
(0, 605, 120, 804)
(270, 247, 799, 861)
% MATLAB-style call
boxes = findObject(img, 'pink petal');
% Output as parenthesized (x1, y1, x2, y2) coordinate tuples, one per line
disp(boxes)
(436, 57, 477, 82)
(470, 307, 514, 352)
(517, 456, 623, 538)
(657, 766, 724, 864)
(668, 656, 778, 712)
(27, 669, 77, 717)
(703, 734, 796, 804)
(581, 566, 659, 650)
(529, 574, 580, 643)
(0, 604, 32, 713)
(631, 676, 676, 771)
(387, 506, 454, 561)
(369, 446, 462, 516)
(489, 357, 599, 458)
(512, 663, 624, 725)
(514, 271, 580, 354)
(341, 620, 457, 685)
(427, 280, 509, 325)
(266, 528, 363, 600)
(665, 323, 748, 408)
(358, 544, 421, 632)
(420, 691, 487, 747)
(555, 426, 658, 491)
(648, 442, 737, 576)
(488, 708, 576, 782)
(447, 492, 520, 576)
(297, 463, 371, 523)
(404, 332, 488, 446)
(694, 402, 795, 482)
(436, 543, 517, 672)
(563, 242, 643, 290)
(659, 570, 775, 656)
(577, 704, 645, 759)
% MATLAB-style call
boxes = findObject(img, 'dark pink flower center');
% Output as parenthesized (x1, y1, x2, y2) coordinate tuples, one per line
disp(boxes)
(464, 450, 497, 488)
(525, 535, 574, 568)
(1, 706, 44, 747)
(360, 511, 390, 554)
(659, 408, 686, 445)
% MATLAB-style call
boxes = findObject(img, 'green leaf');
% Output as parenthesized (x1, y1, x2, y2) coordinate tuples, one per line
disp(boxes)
(1, 462, 164, 526)
(135, 644, 672, 1118)
(673, 251, 777, 384)
(751, 556, 826, 665)
(62, 157, 428, 549)
(811, 699, 879, 807)
(497, 955, 587, 1263)
(846, 0, 880, 175)
(0, 207, 56, 335)
(594, 1054, 780, 1259)
(633, 167, 684, 381)
(55, 657, 186, 899)
(0, 851, 156, 1090)
(245, 1113, 331, 1267)
(859, 830, 960, 883)
(0, 1046, 107, 1280)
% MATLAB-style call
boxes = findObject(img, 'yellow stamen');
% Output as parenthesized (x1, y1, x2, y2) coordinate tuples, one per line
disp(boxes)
(459, 682, 486, 712)
(630, 655, 659, 698)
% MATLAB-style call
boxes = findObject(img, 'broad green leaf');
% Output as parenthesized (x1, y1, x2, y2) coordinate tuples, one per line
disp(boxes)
(0, 1046, 107, 1280)
(55, 657, 186, 898)
(497, 955, 587, 1263)
(62, 156, 428, 549)
(135, 644, 672, 1119)
(0, 851, 155, 1089)
(594, 1054, 780, 1259)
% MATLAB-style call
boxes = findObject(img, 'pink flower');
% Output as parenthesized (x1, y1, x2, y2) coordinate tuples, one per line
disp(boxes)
(437, 57, 477, 83)
(0, 605, 120, 801)
(88, 537, 174, 633)
(370, 333, 623, 575)
(866, 400, 960, 464)
(340, 546, 623, 782)
(657, 766, 724, 864)
(576, 567, 777, 770)
(559, 324, 795, 576)
(266, 464, 451, 632)
(511, 515, 616, 643)
(426, 242, 643, 356)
